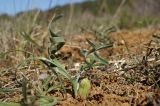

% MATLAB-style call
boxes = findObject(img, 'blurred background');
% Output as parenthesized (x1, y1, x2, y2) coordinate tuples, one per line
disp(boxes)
(1, 1, 160, 105)
(0, 0, 160, 30)
(0, 0, 160, 61)
(0, 0, 87, 15)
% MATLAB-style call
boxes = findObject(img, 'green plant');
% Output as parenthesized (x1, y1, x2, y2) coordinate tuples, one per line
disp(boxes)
(0, 15, 111, 106)
(38, 25, 79, 97)
(38, 15, 110, 99)
(78, 78, 91, 99)
(0, 76, 57, 106)
(91, 25, 116, 45)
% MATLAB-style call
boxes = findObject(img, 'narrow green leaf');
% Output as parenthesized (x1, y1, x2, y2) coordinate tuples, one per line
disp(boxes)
(85, 39, 96, 55)
(93, 52, 108, 65)
(49, 28, 65, 55)
(96, 44, 113, 51)
(83, 59, 96, 70)
(86, 39, 96, 49)
(71, 78, 79, 97)
(38, 57, 71, 80)
(53, 67, 71, 80)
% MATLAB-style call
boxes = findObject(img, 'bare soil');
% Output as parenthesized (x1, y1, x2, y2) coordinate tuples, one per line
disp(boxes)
(56, 28, 160, 106)
(0, 28, 160, 106)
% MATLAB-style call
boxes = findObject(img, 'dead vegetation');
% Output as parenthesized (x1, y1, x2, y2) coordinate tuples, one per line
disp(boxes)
(0, 0, 160, 106)
(0, 27, 160, 106)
